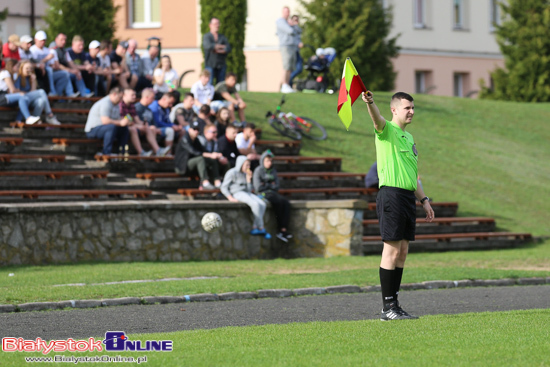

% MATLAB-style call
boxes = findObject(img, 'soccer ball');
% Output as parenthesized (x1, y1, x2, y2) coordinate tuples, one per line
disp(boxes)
(201, 212, 223, 233)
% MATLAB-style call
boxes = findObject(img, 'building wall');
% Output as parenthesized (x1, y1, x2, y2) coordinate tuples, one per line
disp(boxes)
(0, 0, 48, 42)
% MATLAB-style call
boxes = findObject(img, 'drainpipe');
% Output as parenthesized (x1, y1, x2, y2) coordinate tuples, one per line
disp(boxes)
(30, 0, 35, 30)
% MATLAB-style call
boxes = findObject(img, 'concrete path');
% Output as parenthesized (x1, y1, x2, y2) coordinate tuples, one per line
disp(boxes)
(1, 285, 548, 340)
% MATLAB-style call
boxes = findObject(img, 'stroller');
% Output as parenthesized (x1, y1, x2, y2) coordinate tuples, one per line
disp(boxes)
(296, 46, 337, 93)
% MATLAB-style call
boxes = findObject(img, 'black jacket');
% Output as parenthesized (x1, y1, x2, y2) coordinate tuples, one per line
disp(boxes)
(174, 132, 204, 175)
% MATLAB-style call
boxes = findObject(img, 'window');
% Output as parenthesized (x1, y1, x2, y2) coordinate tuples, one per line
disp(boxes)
(453, 0, 464, 29)
(490, 0, 501, 32)
(414, 0, 426, 28)
(415, 70, 433, 94)
(130, 0, 161, 28)
(454, 73, 470, 97)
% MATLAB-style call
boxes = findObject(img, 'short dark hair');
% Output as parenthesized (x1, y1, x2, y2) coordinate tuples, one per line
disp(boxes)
(391, 92, 414, 103)
(99, 40, 111, 51)
(109, 86, 122, 95)
(226, 123, 237, 131)
(199, 104, 211, 115)
(244, 122, 256, 130)
(163, 91, 177, 101)
(183, 92, 194, 100)
(225, 72, 236, 80)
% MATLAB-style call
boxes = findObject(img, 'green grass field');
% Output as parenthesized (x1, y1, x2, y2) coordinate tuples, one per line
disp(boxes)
(2, 309, 549, 366)
(1, 91, 549, 366)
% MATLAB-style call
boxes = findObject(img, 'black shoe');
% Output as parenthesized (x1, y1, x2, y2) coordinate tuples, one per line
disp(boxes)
(380, 306, 411, 321)
(395, 305, 419, 319)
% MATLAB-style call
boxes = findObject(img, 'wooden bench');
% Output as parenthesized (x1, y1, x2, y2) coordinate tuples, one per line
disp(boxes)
(363, 217, 496, 235)
(0, 154, 66, 163)
(0, 189, 152, 199)
(177, 187, 377, 199)
(255, 140, 301, 147)
(273, 156, 342, 164)
(52, 138, 101, 146)
(0, 106, 90, 115)
(134, 171, 364, 181)
(10, 122, 85, 129)
(363, 217, 495, 227)
(363, 232, 532, 242)
(48, 96, 100, 103)
(0, 170, 109, 179)
(0, 137, 24, 146)
(94, 154, 173, 162)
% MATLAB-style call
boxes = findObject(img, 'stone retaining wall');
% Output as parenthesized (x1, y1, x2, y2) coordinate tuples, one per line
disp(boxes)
(0, 200, 367, 265)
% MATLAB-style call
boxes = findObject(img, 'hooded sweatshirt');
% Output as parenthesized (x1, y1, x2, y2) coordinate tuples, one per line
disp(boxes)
(253, 151, 279, 195)
(221, 155, 252, 197)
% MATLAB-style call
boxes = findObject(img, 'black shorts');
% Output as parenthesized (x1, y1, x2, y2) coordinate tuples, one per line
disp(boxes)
(376, 186, 416, 242)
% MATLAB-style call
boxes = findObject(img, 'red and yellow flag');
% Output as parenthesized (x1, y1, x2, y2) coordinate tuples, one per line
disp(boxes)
(337, 58, 367, 130)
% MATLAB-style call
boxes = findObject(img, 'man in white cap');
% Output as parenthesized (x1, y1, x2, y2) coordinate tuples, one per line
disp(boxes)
(85, 40, 109, 96)
(31, 30, 71, 96)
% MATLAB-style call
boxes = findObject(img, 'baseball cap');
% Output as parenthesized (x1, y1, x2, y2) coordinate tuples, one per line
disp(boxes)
(119, 41, 129, 49)
(8, 34, 20, 46)
(20, 35, 33, 44)
(35, 30, 47, 41)
(89, 40, 100, 49)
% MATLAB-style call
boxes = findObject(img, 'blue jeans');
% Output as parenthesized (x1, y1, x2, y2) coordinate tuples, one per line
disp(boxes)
(45, 66, 70, 95)
(69, 73, 89, 96)
(289, 51, 303, 87)
(86, 124, 129, 155)
(7, 89, 52, 120)
(205, 65, 226, 86)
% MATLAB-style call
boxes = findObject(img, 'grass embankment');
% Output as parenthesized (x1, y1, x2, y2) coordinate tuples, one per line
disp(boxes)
(3, 309, 549, 366)
(0, 92, 549, 304)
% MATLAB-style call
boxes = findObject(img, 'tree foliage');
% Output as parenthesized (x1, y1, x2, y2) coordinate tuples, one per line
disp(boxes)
(480, 0, 550, 102)
(200, 0, 247, 82)
(299, 0, 399, 91)
(43, 0, 119, 45)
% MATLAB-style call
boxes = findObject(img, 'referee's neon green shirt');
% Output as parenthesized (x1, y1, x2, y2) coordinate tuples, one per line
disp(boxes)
(374, 120, 418, 191)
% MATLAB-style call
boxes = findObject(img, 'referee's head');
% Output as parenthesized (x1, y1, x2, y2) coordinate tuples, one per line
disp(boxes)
(390, 92, 415, 126)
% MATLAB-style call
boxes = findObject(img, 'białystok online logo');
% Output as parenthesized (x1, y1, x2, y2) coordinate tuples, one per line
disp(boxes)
(2, 331, 173, 354)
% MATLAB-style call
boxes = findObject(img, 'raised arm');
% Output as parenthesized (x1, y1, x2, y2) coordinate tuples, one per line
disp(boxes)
(361, 91, 386, 133)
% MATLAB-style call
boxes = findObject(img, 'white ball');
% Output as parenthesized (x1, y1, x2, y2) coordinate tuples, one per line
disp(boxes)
(201, 212, 223, 233)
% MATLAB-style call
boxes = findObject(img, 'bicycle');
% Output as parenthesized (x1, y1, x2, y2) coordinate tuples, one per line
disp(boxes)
(265, 96, 327, 141)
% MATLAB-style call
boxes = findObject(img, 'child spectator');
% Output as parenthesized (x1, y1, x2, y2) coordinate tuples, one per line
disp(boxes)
(84, 87, 129, 155)
(190, 69, 214, 114)
(134, 88, 171, 156)
(217, 123, 240, 168)
(211, 72, 247, 123)
(148, 91, 180, 154)
(169, 92, 196, 130)
(153, 55, 180, 102)
(13, 60, 61, 125)
(235, 122, 261, 164)
(253, 150, 293, 242)
(221, 155, 271, 239)
(214, 106, 231, 138)
(174, 120, 222, 189)
(0, 60, 40, 124)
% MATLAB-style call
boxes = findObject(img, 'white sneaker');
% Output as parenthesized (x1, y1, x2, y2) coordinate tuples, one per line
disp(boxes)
(69, 92, 80, 98)
(25, 116, 41, 125)
(156, 146, 171, 157)
(83, 92, 94, 98)
(46, 115, 61, 125)
(140, 150, 153, 157)
(280, 84, 295, 94)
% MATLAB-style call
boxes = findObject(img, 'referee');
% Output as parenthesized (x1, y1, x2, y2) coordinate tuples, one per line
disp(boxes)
(362, 91, 434, 321)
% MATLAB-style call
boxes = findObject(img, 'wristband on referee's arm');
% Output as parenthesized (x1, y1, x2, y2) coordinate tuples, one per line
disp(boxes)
(420, 196, 429, 204)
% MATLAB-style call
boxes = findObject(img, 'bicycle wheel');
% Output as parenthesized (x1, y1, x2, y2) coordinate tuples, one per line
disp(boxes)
(268, 117, 302, 140)
(293, 116, 327, 140)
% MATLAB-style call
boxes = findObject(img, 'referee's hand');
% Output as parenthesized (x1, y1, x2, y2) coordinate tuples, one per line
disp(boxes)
(423, 201, 435, 222)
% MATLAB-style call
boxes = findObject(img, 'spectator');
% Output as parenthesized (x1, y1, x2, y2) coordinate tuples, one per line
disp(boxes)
(149, 92, 180, 153)
(2, 34, 21, 70)
(19, 34, 50, 92)
(169, 92, 196, 130)
(217, 123, 240, 168)
(214, 106, 230, 138)
(221, 155, 271, 239)
(200, 122, 228, 180)
(235, 122, 260, 169)
(365, 162, 379, 188)
(135, 88, 171, 156)
(49, 33, 81, 97)
(97, 40, 113, 93)
(66, 35, 94, 97)
(190, 69, 214, 114)
(0, 60, 40, 124)
(253, 150, 293, 242)
(141, 45, 159, 83)
(109, 41, 135, 90)
(211, 73, 246, 123)
(153, 55, 180, 102)
(203, 17, 231, 86)
(85, 40, 110, 96)
(13, 60, 61, 125)
(126, 39, 151, 91)
(276, 6, 297, 94)
(84, 87, 130, 155)
(194, 104, 210, 135)
(174, 120, 221, 189)
(30, 31, 71, 97)
(288, 15, 304, 88)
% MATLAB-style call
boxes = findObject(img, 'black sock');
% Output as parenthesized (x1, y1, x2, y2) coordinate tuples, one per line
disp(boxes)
(380, 267, 396, 311)
(394, 267, 404, 303)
